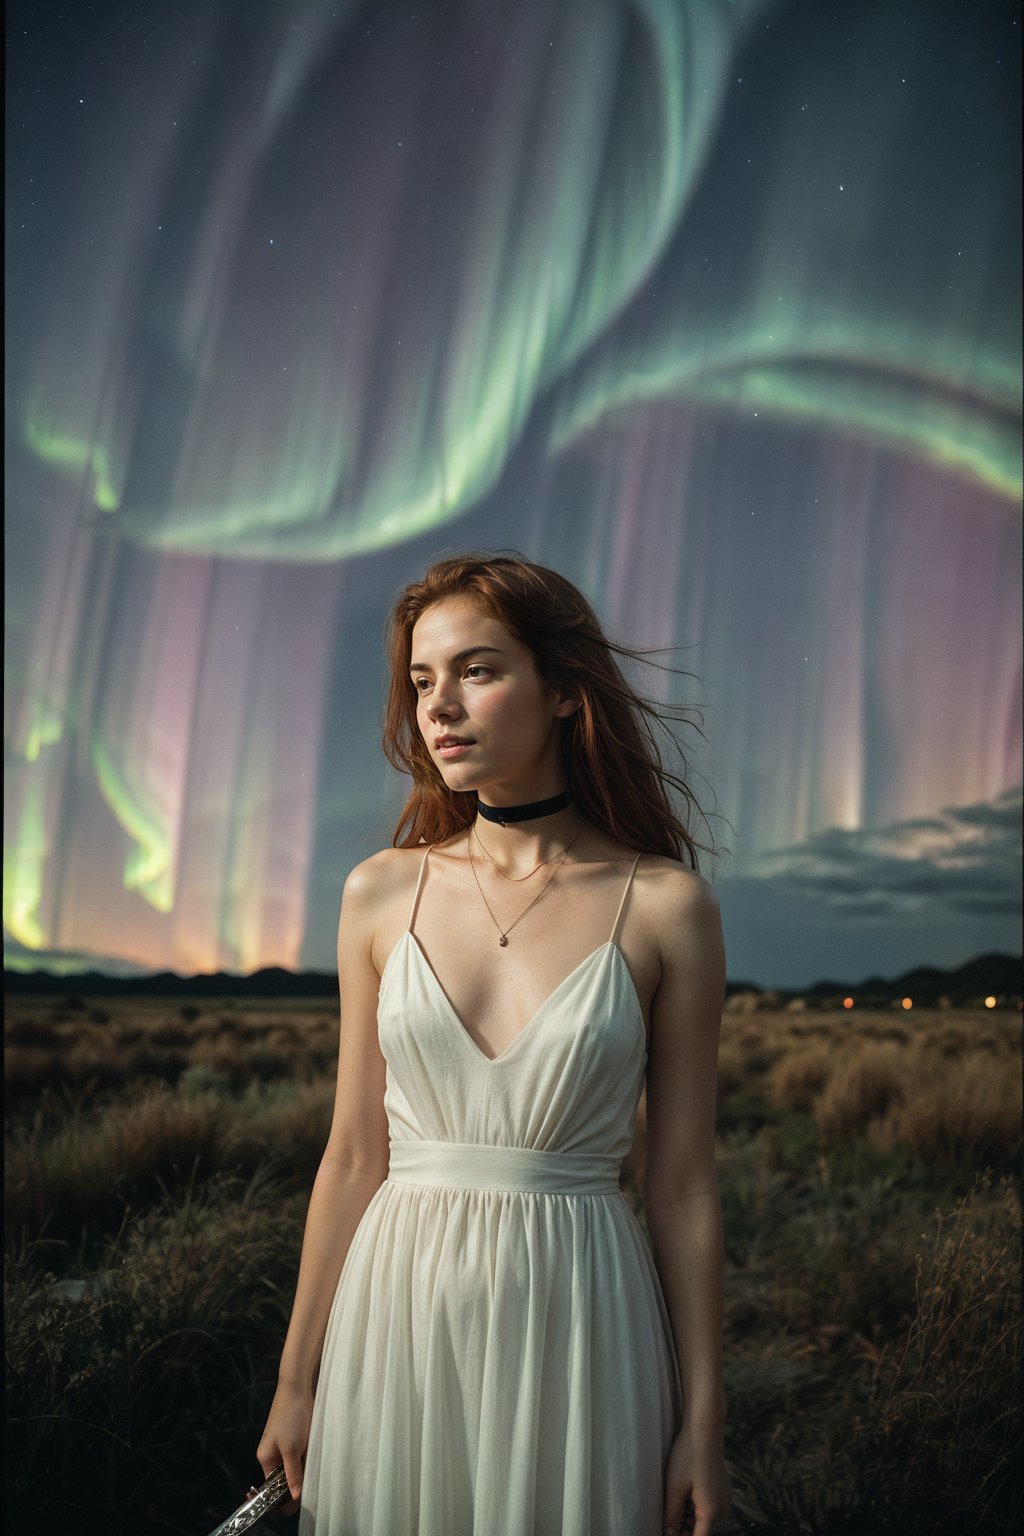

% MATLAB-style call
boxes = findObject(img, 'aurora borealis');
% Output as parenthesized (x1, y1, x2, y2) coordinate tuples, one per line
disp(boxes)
(5, 0, 1021, 986)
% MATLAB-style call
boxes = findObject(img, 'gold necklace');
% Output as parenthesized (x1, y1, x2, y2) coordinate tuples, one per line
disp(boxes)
(468, 833, 573, 945)
(471, 819, 584, 883)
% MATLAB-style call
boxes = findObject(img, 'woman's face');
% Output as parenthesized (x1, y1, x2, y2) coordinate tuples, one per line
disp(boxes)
(409, 597, 575, 802)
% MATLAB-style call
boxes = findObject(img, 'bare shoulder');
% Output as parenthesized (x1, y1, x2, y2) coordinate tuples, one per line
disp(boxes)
(633, 854, 722, 955)
(342, 845, 425, 906)
(635, 852, 719, 909)
(338, 844, 429, 950)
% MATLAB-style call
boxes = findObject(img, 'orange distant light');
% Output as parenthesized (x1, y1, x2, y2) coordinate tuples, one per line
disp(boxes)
(984, 995, 997, 1009)
(901, 997, 913, 1010)
(842, 996, 854, 1009)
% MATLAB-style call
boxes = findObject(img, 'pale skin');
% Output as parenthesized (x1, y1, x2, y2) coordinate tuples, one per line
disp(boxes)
(258, 596, 731, 1536)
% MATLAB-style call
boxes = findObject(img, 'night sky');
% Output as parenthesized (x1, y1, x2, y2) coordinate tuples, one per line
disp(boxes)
(5, 0, 1021, 987)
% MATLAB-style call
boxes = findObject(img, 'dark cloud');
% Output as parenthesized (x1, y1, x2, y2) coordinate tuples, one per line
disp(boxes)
(728, 786, 1022, 921)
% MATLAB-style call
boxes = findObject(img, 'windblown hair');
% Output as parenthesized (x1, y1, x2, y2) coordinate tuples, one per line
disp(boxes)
(382, 552, 717, 869)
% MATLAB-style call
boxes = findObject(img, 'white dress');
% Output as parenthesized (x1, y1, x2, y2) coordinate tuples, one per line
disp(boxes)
(298, 849, 682, 1536)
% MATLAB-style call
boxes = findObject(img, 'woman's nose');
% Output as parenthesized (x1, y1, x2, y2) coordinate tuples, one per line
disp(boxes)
(425, 681, 462, 720)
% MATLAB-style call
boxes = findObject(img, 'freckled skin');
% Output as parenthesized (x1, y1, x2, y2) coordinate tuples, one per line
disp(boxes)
(410, 597, 577, 806)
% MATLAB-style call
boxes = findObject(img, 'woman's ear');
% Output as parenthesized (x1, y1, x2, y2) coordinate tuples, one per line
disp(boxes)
(553, 694, 581, 719)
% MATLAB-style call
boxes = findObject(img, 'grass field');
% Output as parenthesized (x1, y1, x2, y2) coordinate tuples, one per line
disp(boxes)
(5, 995, 1021, 1535)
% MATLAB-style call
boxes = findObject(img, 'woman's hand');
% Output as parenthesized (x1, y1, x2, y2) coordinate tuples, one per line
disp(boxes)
(256, 1379, 315, 1516)
(662, 1423, 732, 1536)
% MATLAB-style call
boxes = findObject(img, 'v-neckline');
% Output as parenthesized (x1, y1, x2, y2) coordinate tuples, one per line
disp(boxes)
(393, 930, 643, 1066)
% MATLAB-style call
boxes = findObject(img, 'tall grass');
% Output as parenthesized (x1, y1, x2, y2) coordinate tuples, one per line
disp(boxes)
(6, 1169, 305, 1533)
(4, 997, 1021, 1534)
(850, 1178, 1021, 1534)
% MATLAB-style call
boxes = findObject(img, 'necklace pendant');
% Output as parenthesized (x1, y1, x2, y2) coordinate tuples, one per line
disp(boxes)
(499, 935, 509, 946)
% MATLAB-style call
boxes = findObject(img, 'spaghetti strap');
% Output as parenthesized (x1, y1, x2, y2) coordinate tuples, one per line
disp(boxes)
(407, 846, 431, 934)
(609, 853, 642, 946)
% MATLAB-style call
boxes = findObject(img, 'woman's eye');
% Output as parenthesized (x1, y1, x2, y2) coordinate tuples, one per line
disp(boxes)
(412, 666, 489, 693)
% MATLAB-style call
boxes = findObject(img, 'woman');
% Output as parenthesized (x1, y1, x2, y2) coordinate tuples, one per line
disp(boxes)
(257, 553, 731, 1536)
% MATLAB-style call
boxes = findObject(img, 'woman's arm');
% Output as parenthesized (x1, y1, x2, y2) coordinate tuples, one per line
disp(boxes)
(256, 854, 395, 1506)
(643, 869, 730, 1536)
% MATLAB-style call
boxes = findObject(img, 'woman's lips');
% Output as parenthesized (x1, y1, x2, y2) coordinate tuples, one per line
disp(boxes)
(437, 740, 475, 760)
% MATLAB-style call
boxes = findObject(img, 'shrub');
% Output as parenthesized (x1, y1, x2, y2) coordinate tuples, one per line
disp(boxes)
(850, 1178, 1022, 1533)
(868, 1054, 1021, 1169)
(5, 1000, 1016, 1533)
(226, 1080, 336, 1182)
(5, 1171, 305, 1535)
(716, 1040, 747, 1098)
(248, 1047, 292, 1083)
(5, 1087, 231, 1257)
(767, 1046, 835, 1113)
(5, 1015, 62, 1047)
(813, 1044, 906, 1145)
(149, 1020, 193, 1049)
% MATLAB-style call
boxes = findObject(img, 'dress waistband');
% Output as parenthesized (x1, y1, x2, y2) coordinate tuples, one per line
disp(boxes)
(387, 1140, 621, 1195)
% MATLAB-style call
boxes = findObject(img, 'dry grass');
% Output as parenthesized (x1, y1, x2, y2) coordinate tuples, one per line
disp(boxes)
(867, 1053, 1022, 1166)
(5, 1077, 337, 1259)
(715, 1039, 748, 1098)
(850, 1177, 1022, 1532)
(767, 1044, 834, 1112)
(718, 1010, 1022, 1167)
(6, 1170, 306, 1533)
(812, 1041, 908, 1143)
(3, 997, 339, 1114)
(4, 996, 1022, 1534)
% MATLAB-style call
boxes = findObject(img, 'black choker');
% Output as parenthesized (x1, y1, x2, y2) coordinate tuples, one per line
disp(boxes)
(477, 789, 572, 827)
